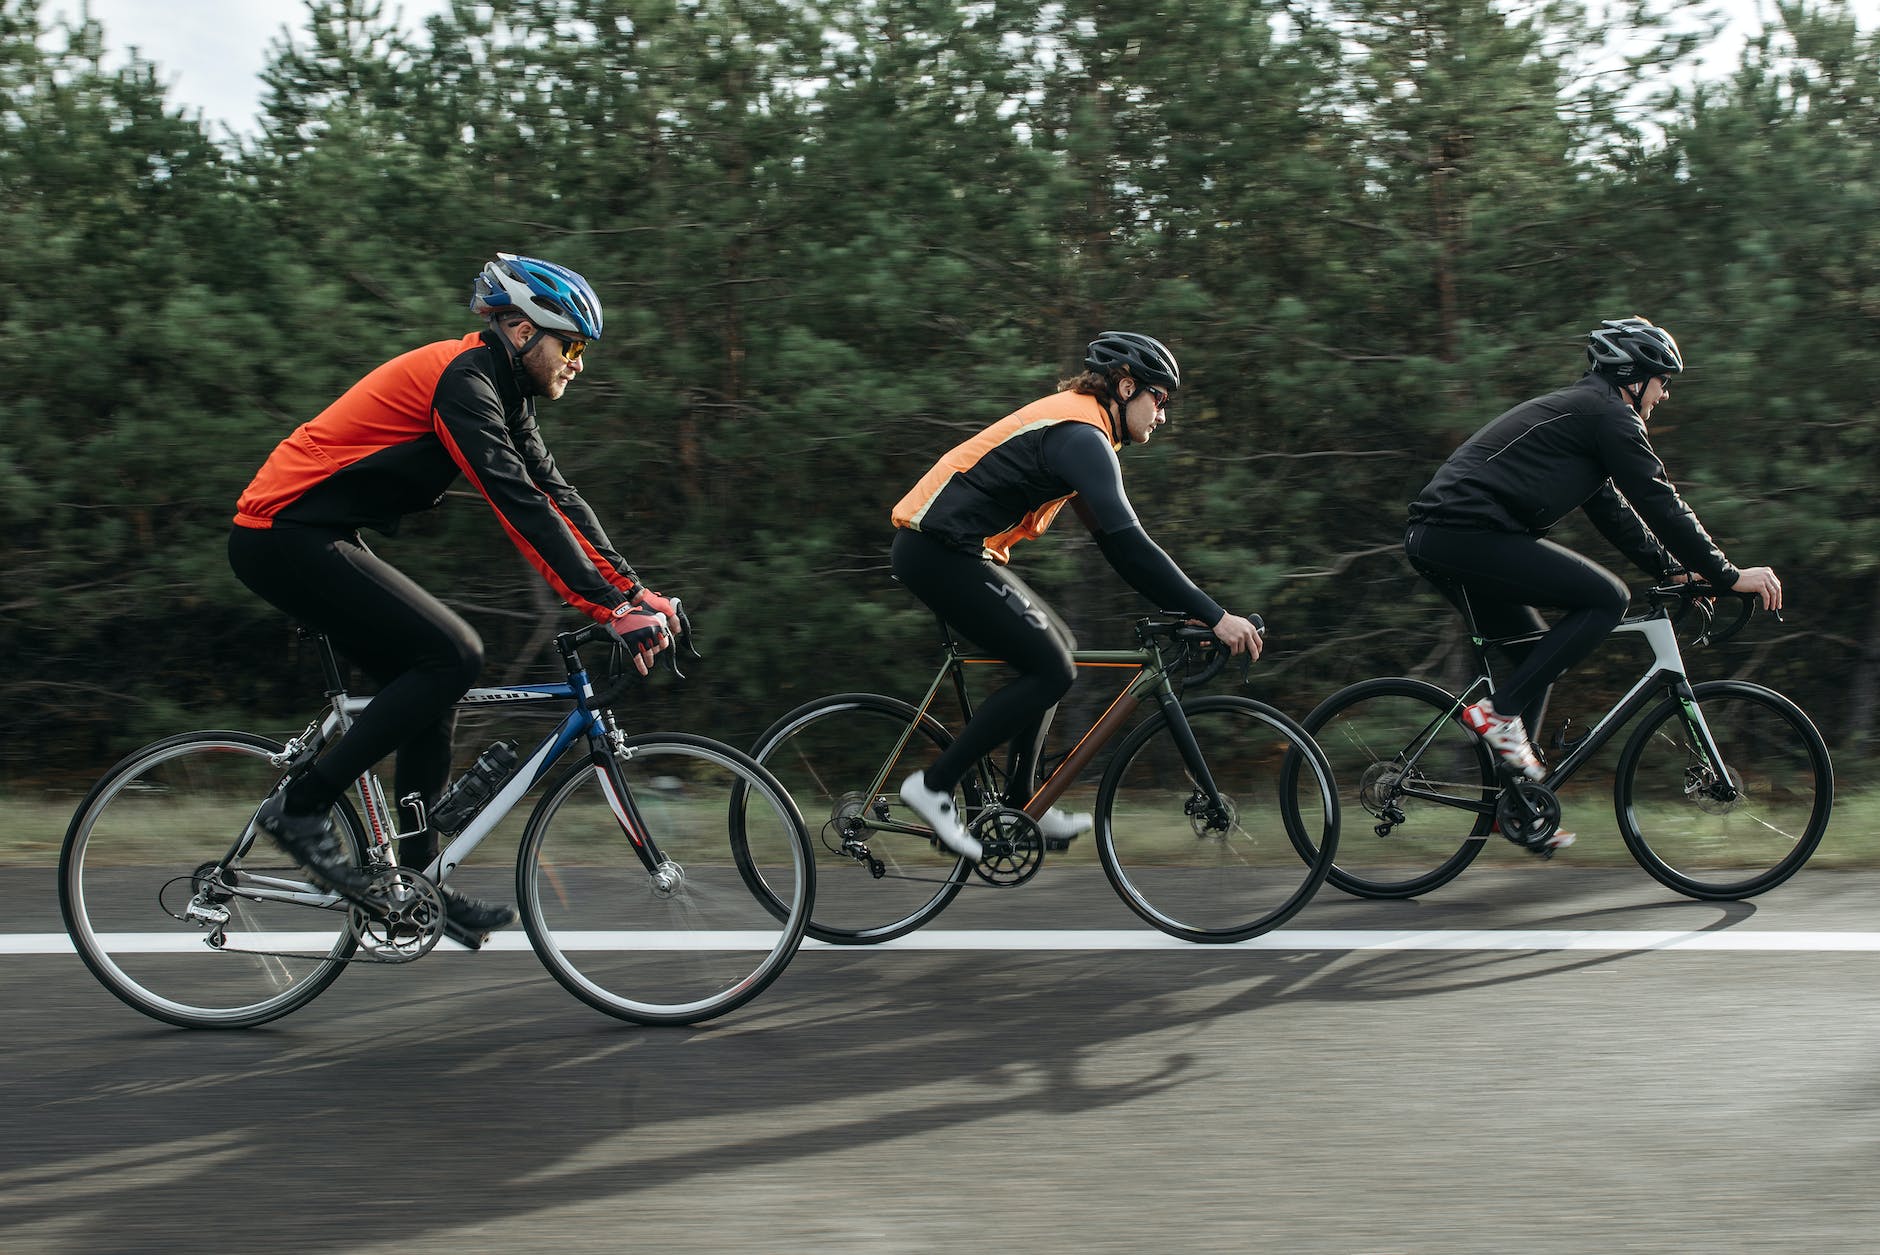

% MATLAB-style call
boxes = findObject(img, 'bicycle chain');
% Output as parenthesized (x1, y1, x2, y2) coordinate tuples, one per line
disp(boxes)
(163, 868, 448, 966)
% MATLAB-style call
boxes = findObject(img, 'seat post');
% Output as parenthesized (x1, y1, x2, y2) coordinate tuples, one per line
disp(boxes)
(298, 627, 348, 697)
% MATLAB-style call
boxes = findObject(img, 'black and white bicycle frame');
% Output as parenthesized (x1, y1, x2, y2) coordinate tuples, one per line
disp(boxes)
(1397, 609, 1736, 819)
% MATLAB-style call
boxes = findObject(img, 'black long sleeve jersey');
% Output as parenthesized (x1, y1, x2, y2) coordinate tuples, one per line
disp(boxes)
(1408, 371, 1738, 587)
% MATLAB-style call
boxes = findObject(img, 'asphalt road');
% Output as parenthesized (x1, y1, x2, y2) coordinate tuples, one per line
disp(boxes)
(4, 864, 1877, 1254)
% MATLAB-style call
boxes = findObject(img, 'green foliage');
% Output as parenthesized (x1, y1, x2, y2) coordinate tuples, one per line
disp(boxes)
(2, 0, 1877, 785)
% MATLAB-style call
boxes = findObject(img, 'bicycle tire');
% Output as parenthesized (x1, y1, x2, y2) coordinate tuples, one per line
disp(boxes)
(1295, 677, 1495, 899)
(59, 730, 364, 1029)
(1097, 695, 1339, 943)
(740, 693, 973, 944)
(1615, 679, 1833, 900)
(517, 732, 814, 1025)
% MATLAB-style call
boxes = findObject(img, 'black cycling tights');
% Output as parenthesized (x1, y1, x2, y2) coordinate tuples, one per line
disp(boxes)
(229, 525, 483, 864)
(1404, 523, 1630, 735)
(890, 528, 1076, 799)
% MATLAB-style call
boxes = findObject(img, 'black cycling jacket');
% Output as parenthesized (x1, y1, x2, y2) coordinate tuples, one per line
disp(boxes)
(1407, 371, 1738, 587)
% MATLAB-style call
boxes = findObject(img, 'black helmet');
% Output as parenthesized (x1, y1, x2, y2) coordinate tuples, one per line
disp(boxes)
(1085, 331, 1180, 392)
(1587, 317, 1683, 382)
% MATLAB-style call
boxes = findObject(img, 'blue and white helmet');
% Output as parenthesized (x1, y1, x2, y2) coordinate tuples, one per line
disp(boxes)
(471, 253, 603, 340)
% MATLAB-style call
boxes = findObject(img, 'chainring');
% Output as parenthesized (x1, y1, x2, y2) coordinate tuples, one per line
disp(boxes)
(1494, 780, 1562, 854)
(970, 807, 1045, 886)
(348, 867, 446, 962)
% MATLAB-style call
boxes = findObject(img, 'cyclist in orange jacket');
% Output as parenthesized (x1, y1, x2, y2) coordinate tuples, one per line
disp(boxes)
(229, 254, 674, 939)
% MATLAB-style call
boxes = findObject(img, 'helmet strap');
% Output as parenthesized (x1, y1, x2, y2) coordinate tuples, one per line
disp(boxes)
(1101, 373, 1130, 445)
(492, 316, 549, 395)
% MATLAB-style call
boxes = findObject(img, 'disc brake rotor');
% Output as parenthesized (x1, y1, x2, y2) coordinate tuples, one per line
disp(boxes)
(1686, 763, 1746, 816)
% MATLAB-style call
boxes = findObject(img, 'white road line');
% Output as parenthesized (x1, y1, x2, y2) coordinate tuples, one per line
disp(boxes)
(13, 929, 1880, 956)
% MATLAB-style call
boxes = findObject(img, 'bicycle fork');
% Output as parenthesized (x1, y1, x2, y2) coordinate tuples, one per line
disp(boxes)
(594, 719, 683, 895)
(1151, 689, 1236, 835)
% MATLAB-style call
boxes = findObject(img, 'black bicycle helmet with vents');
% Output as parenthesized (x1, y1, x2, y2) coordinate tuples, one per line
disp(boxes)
(1085, 331, 1181, 392)
(1587, 317, 1683, 382)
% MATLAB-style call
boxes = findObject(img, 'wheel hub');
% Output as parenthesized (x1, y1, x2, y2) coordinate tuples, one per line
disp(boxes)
(1357, 760, 1408, 817)
(1686, 764, 1745, 815)
(1184, 790, 1238, 839)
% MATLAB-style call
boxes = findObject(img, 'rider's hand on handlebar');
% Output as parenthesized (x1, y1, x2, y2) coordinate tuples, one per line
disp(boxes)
(1210, 611, 1264, 660)
(631, 586, 679, 622)
(607, 602, 672, 675)
(1732, 566, 1783, 613)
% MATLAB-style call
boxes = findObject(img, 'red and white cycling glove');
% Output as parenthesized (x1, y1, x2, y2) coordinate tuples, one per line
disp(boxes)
(607, 601, 671, 675)
(630, 587, 679, 622)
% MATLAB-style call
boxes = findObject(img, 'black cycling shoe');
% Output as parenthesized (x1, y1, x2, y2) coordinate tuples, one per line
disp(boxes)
(254, 792, 374, 900)
(439, 886, 517, 946)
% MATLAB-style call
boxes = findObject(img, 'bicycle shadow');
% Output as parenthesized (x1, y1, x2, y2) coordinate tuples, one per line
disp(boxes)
(0, 875, 1790, 1253)
(2, 945, 1273, 1252)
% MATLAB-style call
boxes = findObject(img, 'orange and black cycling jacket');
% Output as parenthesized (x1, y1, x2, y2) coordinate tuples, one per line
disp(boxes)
(233, 329, 636, 622)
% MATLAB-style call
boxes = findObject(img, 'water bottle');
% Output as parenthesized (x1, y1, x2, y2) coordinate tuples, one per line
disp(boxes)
(429, 740, 520, 835)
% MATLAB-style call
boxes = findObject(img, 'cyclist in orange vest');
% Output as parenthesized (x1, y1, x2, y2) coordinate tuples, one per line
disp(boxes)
(890, 331, 1262, 860)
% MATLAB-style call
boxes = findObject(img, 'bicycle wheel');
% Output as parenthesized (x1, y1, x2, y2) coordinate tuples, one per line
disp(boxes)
(59, 730, 364, 1029)
(1098, 695, 1339, 942)
(1615, 680, 1833, 899)
(1298, 677, 1495, 899)
(742, 693, 972, 944)
(518, 733, 814, 1025)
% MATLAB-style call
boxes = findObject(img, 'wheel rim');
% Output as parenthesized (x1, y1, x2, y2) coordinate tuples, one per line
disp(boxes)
(61, 735, 357, 1027)
(1618, 685, 1831, 896)
(749, 700, 968, 943)
(1308, 682, 1493, 898)
(521, 738, 810, 1023)
(1100, 698, 1336, 941)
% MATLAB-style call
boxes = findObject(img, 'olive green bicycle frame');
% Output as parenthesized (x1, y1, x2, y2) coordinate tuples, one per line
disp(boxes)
(851, 633, 1219, 836)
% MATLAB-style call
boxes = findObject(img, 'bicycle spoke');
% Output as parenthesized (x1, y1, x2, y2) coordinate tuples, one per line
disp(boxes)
(60, 732, 361, 1028)
(1616, 681, 1831, 899)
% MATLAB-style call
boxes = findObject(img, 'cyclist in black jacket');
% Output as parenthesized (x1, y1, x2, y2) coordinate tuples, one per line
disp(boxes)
(1406, 318, 1782, 832)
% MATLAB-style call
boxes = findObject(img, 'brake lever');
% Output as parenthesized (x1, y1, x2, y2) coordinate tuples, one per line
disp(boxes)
(655, 599, 700, 679)
(1690, 596, 1718, 648)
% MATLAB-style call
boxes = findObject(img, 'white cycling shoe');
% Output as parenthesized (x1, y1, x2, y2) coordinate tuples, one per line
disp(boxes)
(899, 772, 985, 862)
(1037, 806, 1093, 843)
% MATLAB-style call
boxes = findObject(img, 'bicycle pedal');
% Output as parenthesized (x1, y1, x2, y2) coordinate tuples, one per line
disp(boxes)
(441, 920, 487, 951)
(1043, 836, 1077, 852)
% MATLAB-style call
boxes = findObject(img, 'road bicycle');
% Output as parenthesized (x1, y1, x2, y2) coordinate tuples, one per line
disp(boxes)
(1286, 580, 1833, 900)
(59, 615, 815, 1029)
(733, 615, 1340, 945)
